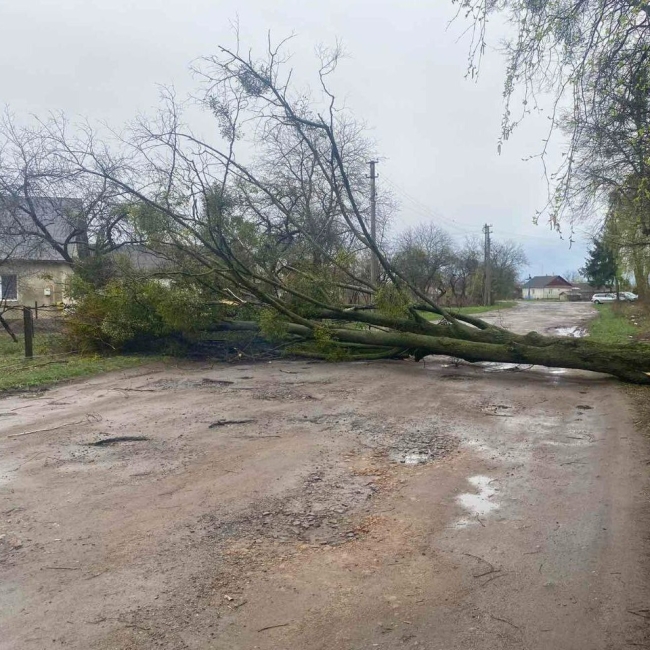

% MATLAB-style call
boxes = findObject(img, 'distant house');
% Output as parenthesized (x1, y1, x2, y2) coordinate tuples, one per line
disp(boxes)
(570, 282, 609, 301)
(521, 275, 574, 300)
(558, 287, 583, 301)
(0, 197, 84, 308)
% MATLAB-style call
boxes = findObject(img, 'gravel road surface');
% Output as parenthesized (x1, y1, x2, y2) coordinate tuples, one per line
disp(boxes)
(0, 301, 648, 649)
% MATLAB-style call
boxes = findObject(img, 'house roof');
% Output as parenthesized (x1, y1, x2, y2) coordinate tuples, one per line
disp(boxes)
(111, 245, 171, 273)
(0, 197, 84, 263)
(521, 275, 573, 289)
(572, 282, 608, 292)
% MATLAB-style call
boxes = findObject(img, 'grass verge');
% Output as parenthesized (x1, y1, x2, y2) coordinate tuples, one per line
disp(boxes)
(448, 301, 518, 315)
(587, 302, 650, 345)
(421, 301, 518, 321)
(0, 333, 155, 392)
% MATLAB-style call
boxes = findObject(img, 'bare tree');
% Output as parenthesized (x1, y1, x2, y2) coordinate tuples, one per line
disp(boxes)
(20, 38, 650, 383)
(0, 112, 139, 266)
(490, 241, 527, 300)
(391, 224, 455, 299)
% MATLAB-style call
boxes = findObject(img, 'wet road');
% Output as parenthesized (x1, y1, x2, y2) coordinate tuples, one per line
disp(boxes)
(480, 300, 597, 335)
(0, 302, 648, 649)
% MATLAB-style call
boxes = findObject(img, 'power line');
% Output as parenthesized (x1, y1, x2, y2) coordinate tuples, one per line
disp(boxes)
(491, 228, 578, 244)
(381, 176, 476, 235)
(383, 174, 586, 245)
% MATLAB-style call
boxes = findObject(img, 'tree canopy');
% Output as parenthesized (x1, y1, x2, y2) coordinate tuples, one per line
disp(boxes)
(454, 0, 650, 229)
(1, 38, 649, 382)
(581, 238, 618, 288)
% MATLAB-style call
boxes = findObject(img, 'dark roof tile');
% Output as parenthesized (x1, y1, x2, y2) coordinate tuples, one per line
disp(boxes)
(0, 197, 83, 262)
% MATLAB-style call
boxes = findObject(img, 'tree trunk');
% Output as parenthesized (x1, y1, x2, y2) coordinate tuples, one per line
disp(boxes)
(215, 320, 650, 385)
(0, 313, 18, 343)
(633, 261, 650, 301)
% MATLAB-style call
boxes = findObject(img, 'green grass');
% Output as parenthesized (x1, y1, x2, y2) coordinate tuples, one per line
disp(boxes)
(421, 301, 518, 320)
(447, 301, 518, 315)
(587, 303, 650, 345)
(0, 332, 155, 392)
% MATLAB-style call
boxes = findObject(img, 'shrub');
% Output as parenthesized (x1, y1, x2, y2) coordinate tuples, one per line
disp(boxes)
(64, 275, 226, 353)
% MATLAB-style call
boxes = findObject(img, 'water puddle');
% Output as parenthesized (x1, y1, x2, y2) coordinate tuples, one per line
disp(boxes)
(477, 327, 585, 376)
(453, 475, 499, 527)
(549, 326, 586, 338)
(480, 362, 522, 373)
(541, 433, 594, 447)
(389, 450, 431, 465)
(0, 456, 20, 487)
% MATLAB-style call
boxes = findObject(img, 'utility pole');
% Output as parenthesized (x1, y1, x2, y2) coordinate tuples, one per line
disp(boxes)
(483, 223, 492, 306)
(369, 160, 379, 285)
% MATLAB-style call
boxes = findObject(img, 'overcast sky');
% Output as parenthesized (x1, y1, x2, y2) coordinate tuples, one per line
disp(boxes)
(0, 0, 592, 277)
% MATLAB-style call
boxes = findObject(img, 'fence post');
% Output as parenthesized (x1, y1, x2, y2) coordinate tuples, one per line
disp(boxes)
(34, 301, 38, 319)
(23, 307, 34, 358)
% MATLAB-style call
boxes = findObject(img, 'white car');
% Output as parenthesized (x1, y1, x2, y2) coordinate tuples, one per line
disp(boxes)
(591, 293, 616, 304)
(591, 292, 637, 304)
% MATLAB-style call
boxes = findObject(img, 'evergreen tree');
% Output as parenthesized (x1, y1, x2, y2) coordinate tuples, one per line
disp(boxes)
(581, 239, 617, 289)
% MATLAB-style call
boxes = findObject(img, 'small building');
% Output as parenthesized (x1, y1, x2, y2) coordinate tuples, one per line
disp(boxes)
(559, 288, 585, 301)
(571, 282, 609, 301)
(521, 275, 574, 300)
(0, 198, 83, 308)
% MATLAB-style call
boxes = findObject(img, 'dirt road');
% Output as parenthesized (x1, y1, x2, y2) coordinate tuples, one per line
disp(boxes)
(1, 302, 648, 649)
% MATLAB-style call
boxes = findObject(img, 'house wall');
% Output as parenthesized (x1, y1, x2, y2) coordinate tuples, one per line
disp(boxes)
(524, 287, 568, 300)
(1, 260, 73, 308)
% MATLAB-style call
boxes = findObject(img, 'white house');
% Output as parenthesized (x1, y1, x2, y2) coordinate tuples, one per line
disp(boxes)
(521, 275, 574, 300)
(0, 197, 84, 308)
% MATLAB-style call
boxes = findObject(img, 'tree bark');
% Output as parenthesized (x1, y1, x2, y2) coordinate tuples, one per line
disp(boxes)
(0, 313, 18, 343)
(214, 320, 650, 385)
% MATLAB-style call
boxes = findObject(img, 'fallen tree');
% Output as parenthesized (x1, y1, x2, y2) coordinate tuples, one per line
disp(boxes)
(215, 316, 650, 384)
(23, 38, 650, 383)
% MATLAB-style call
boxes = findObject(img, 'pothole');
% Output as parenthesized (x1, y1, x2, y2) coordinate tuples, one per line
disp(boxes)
(252, 386, 319, 401)
(136, 378, 234, 391)
(202, 467, 375, 547)
(480, 403, 513, 415)
(208, 419, 255, 428)
(86, 436, 150, 446)
(300, 413, 458, 465)
(440, 374, 477, 381)
(389, 450, 432, 465)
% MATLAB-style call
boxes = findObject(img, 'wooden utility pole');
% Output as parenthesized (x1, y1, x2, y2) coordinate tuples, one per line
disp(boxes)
(483, 223, 492, 306)
(369, 160, 379, 285)
(23, 307, 34, 358)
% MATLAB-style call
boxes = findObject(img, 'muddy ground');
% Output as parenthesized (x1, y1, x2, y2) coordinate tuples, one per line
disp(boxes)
(1, 301, 649, 649)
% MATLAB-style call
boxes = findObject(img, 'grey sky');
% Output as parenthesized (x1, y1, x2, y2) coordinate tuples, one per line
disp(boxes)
(0, 0, 590, 277)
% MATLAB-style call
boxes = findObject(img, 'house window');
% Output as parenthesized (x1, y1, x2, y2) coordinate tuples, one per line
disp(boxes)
(0, 275, 18, 300)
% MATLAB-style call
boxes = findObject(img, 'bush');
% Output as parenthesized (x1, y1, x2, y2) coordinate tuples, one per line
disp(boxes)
(64, 275, 227, 353)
